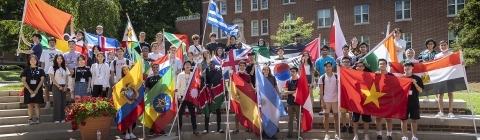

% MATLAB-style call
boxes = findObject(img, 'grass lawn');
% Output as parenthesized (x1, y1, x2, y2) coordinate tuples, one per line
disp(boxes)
(0, 83, 24, 91)
(0, 71, 22, 82)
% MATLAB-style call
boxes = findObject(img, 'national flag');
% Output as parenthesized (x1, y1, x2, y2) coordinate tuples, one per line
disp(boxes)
(142, 58, 150, 80)
(339, 67, 411, 118)
(230, 73, 261, 135)
(198, 68, 225, 115)
(184, 64, 201, 106)
(112, 60, 145, 132)
(24, 0, 72, 39)
(300, 38, 320, 61)
(294, 64, 313, 132)
(363, 33, 397, 72)
(85, 32, 118, 52)
(122, 16, 142, 62)
(206, 0, 238, 36)
(252, 46, 271, 58)
(39, 34, 69, 53)
(150, 55, 170, 76)
(140, 67, 176, 132)
(223, 48, 252, 73)
(390, 51, 467, 96)
(329, 9, 347, 58)
(164, 32, 189, 55)
(255, 67, 286, 137)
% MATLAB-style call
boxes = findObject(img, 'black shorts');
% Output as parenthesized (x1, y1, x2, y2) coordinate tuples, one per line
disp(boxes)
(402, 107, 420, 120)
(352, 112, 372, 122)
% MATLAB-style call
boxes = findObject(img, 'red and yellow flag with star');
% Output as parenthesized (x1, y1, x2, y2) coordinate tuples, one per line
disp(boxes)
(339, 68, 411, 119)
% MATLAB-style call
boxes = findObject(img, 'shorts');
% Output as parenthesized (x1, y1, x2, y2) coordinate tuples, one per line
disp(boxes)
(324, 102, 339, 114)
(43, 75, 52, 90)
(341, 108, 350, 113)
(352, 112, 372, 122)
(402, 107, 420, 120)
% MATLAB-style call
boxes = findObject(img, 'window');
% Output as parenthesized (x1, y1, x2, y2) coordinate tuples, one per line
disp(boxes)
(448, 30, 460, 45)
(284, 13, 296, 21)
(395, 0, 411, 20)
(401, 33, 412, 49)
(235, 0, 242, 13)
(212, 26, 219, 39)
(448, 0, 465, 16)
(251, 20, 259, 36)
(261, 0, 268, 9)
(317, 9, 331, 27)
(356, 36, 370, 50)
(219, 1, 227, 15)
(261, 19, 268, 35)
(283, 0, 295, 4)
(220, 29, 227, 39)
(354, 5, 369, 24)
(320, 38, 329, 46)
(251, 0, 258, 11)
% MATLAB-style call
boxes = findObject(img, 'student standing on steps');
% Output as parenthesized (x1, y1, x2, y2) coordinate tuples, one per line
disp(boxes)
(375, 58, 395, 140)
(48, 54, 70, 124)
(21, 55, 46, 125)
(40, 37, 63, 109)
(352, 61, 372, 140)
(110, 48, 133, 85)
(90, 53, 110, 97)
(119, 65, 137, 140)
(400, 62, 424, 140)
(148, 42, 164, 61)
(319, 62, 340, 140)
(64, 40, 81, 96)
(188, 34, 205, 64)
(233, 61, 254, 134)
(175, 61, 200, 136)
(434, 40, 456, 118)
(70, 55, 92, 101)
(284, 67, 300, 139)
(145, 63, 166, 137)
(17, 32, 43, 60)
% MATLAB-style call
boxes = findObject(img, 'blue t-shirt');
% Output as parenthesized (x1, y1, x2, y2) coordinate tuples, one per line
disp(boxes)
(30, 43, 43, 59)
(315, 56, 336, 75)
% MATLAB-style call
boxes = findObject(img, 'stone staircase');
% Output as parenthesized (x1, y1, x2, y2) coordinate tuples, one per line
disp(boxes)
(0, 90, 479, 140)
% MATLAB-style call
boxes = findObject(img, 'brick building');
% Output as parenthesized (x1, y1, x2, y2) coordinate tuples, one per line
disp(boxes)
(175, 0, 479, 81)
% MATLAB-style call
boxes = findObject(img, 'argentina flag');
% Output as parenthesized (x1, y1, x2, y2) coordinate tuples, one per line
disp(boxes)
(207, 0, 239, 36)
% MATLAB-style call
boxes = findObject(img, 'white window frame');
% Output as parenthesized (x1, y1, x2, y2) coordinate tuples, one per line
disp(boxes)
(317, 9, 331, 28)
(448, 30, 460, 45)
(283, 0, 295, 4)
(212, 26, 219, 39)
(354, 5, 369, 24)
(219, 1, 227, 15)
(261, 19, 268, 35)
(251, 0, 259, 11)
(357, 36, 370, 50)
(283, 13, 296, 30)
(261, 0, 268, 9)
(320, 38, 329, 46)
(395, 0, 412, 21)
(235, 0, 242, 13)
(447, 0, 465, 16)
(401, 33, 412, 49)
(251, 20, 259, 36)
(220, 30, 227, 39)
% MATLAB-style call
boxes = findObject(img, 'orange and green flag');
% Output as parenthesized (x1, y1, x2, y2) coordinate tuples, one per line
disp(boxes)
(24, 0, 72, 39)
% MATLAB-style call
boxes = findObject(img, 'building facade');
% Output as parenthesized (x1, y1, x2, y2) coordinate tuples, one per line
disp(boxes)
(176, 0, 479, 81)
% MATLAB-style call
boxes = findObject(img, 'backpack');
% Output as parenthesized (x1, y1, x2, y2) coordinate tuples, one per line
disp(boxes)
(320, 73, 338, 95)
(113, 59, 130, 75)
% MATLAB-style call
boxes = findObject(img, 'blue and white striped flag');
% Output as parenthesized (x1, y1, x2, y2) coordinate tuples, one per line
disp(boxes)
(207, 0, 239, 36)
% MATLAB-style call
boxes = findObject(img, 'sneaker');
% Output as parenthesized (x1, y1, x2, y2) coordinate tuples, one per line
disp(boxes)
(341, 126, 347, 133)
(435, 98, 439, 102)
(448, 113, 455, 118)
(28, 119, 34, 125)
(353, 135, 359, 140)
(402, 136, 408, 140)
(348, 126, 354, 133)
(365, 134, 370, 140)
(193, 130, 199, 136)
(125, 133, 131, 139)
(202, 130, 208, 134)
(61, 120, 65, 123)
(54, 121, 60, 124)
(129, 133, 136, 139)
(44, 102, 51, 109)
(147, 131, 155, 137)
(435, 112, 444, 118)
(160, 130, 167, 136)
(377, 135, 382, 140)
(324, 134, 330, 140)
(412, 137, 418, 140)
(318, 111, 324, 115)
(35, 119, 40, 124)
(423, 98, 429, 102)
(387, 136, 393, 140)
(218, 129, 225, 133)
(335, 134, 340, 140)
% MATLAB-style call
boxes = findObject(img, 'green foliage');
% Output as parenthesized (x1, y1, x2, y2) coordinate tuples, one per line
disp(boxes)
(448, 0, 480, 66)
(270, 17, 314, 46)
(0, 83, 23, 91)
(65, 97, 117, 131)
(78, 0, 121, 37)
(0, 20, 37, 52)
(0, 70, 22, 82)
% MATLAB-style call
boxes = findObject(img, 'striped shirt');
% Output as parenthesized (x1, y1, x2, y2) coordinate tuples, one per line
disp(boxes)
(417, 50, 437, 62)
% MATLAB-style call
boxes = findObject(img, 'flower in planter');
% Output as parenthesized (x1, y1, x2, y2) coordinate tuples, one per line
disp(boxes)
(65, 96, 117, 131)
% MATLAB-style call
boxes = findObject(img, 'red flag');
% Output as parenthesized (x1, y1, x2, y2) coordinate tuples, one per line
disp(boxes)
(300, 38, 320, 61)
(24, 0, 72, 39)
(175, 44, 184, 64)
(184, 65, 201, 106)
(339, 68, 411, 119)
(230, 73, 262, 135)
(294, 64, 313, 132)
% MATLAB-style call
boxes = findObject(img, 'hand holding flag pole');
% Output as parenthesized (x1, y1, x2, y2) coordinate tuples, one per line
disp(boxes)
(16, 0, 29, 56)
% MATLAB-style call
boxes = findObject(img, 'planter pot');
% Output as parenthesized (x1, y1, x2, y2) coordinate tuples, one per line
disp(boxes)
(78, 116, 113, 140)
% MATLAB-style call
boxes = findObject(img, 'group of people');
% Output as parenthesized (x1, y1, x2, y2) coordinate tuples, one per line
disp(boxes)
(15, 25, 455, 140)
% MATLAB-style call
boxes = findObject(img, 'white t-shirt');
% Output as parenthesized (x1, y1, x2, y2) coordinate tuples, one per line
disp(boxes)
(304, 65, 311, 75)
(170, 57, 183, 73)
(148, 53, 164, 61)
(434, 51, 453, 59)
(40, 49, 63, 71)
(395, 39, 407, 62)
(318, 73, 338, 103)
(188, 45, 204, 63)
(110, 58, 133, 82)
(48, 66, 70, 85)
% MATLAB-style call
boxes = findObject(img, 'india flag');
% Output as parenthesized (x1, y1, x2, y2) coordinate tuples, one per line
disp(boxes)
(389, 51, 467, 96)
(363, 33, 398, 72)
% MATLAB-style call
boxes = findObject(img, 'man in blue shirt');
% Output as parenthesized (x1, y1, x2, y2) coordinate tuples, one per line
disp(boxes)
(315, 45, 336, 75)
(17, 32, 43, 60)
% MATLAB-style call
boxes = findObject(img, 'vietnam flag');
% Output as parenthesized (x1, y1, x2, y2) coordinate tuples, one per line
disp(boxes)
(339, 67, 411, 119)
(230, 73, 262, 135)
(294, 63, 313, 132)
(24, 0, 73, 39)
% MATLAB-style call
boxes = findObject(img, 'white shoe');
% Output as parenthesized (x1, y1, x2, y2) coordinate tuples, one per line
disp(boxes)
(28, 119, 34, 125)
(448, 113, 455, 118)
(44, 102, 51, 109)
(61, 120, 65, 123)
(412, 137, 419, 140)
(54, 121, 60, 124)
(435, 112, 444, 118)
(334, 134, 340, 140)
(364, 134, 370, 140)
(402, 136, 408, 140)
(423, 98, 429, 102)
(125, 133, 131, 139)
(435, 98, 439, 102)
(324, 134, 330, 140)
(353, 135, 359, 140)
(35, 119, 40, 124)
(129, 133, 136, 139)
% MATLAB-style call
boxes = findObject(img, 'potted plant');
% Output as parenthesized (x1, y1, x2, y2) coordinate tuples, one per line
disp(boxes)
(65, 96, 116, 140)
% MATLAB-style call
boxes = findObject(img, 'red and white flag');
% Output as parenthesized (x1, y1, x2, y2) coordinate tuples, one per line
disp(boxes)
(184, 65, 201, 106)
(329, 9, 348, 58)
(294, 63, 313, 132)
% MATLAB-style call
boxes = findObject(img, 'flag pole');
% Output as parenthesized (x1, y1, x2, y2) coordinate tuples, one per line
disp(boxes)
(297, 105, 302, 140)
(16, 0, 28, 56)
(459, 49, 477, 134)
(200, 0, 210, 47)
(225, 68, 231, 140)
(360, 32, 395, 60)
(126, 13, 135, 63)
(255, 55, 264, 140)
(168, 67, 178, 136)
(337, 65, 342, 140)
(386, 22, 390, 38)
(175, 65, 198, 139)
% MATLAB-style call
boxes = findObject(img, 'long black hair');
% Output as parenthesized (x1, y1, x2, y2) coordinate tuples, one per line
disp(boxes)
(96, 53, 105, 64)
(302, 53, 313, 66)
(53, 54, 66, 72)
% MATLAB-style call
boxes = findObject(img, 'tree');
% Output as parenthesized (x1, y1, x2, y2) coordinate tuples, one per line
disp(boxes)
(448, 0, 480, 66)
(270, 17, 314, 46)
(77, 0, 121, 37)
